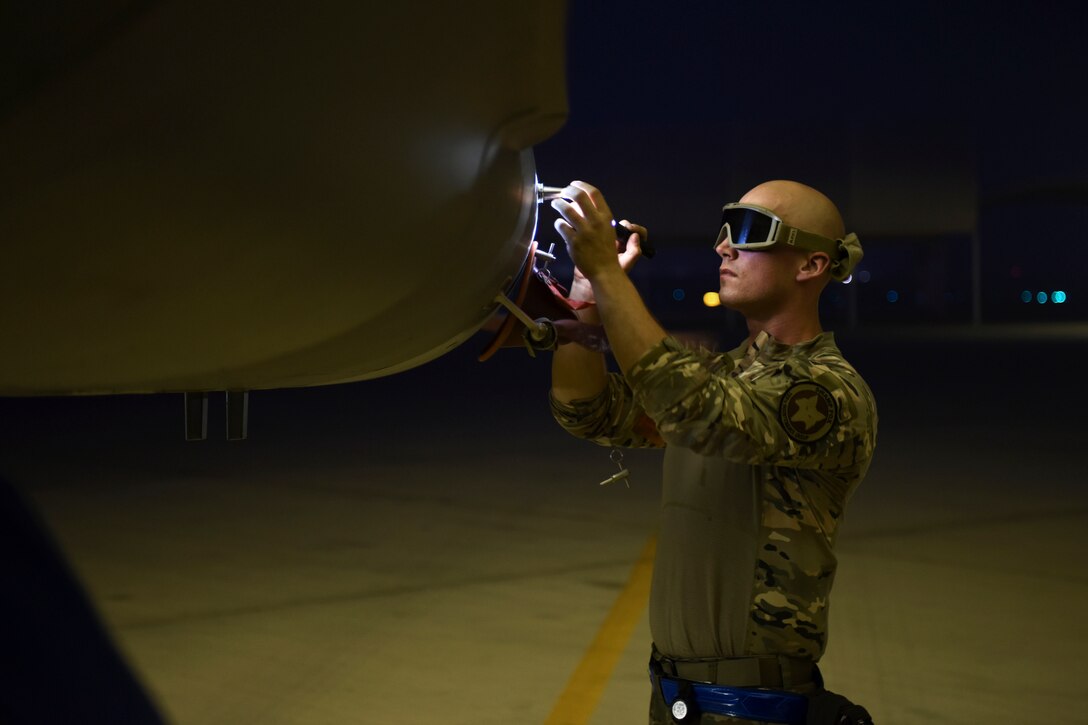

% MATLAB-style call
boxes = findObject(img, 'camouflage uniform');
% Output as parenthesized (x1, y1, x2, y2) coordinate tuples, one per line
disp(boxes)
(551, 331, 877, 723)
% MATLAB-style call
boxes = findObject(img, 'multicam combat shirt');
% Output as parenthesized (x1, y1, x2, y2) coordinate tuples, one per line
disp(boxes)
(550, 331, 877, 661)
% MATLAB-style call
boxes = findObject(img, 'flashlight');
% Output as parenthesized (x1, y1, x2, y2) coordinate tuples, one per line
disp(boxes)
(537, 183, 656, 258)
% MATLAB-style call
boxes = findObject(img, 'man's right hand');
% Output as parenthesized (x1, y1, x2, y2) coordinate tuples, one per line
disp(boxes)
(567, 220, 648, 305)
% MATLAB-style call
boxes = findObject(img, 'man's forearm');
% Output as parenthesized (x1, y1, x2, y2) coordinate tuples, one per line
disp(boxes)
(589, 268, 668, 376)
(550, 307, 608, 404)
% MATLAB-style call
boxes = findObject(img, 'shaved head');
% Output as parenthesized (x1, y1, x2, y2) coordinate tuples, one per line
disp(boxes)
(739, 180, 845, 240)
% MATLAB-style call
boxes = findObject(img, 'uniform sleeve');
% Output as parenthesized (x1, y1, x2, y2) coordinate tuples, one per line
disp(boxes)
(626, 337, 875, 469)
(550, 373, 665, 449)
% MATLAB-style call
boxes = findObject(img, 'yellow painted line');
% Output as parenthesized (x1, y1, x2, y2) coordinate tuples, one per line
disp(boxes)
(544, 535, 657, 725)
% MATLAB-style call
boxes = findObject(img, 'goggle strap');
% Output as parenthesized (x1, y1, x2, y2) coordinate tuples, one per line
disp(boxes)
(778, 225, 842, 258)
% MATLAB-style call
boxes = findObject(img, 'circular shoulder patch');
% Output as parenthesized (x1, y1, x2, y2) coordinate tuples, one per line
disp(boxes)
(779, 382, 837, 443)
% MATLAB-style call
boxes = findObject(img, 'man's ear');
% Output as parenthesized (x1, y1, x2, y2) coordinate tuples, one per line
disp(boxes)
(797, 252, 831, 281)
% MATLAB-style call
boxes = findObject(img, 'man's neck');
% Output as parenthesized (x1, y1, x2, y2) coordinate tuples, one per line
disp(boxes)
(745, 314, 823, 346)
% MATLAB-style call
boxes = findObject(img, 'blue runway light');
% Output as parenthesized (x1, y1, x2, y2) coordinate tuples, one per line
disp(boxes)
(672, 288, 685, 301)
(1020, 290, 1033, 303)
(1037, 291, 1049, 304)
(886, 290, 899, 303)
(1053, 290, 1068, 304)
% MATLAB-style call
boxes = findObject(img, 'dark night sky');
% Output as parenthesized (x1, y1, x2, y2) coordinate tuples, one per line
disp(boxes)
(530, 0, 1088, 323)
(536, 1, 1088, 235)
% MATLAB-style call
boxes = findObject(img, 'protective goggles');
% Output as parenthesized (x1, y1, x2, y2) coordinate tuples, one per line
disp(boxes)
(716, 203, 841, 257)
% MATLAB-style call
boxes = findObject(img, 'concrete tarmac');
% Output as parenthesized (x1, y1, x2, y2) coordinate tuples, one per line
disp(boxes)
(1, 325, 1085, 724)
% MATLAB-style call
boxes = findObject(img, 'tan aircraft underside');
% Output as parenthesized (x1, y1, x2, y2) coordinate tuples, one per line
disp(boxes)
(0, 2, 567, 395)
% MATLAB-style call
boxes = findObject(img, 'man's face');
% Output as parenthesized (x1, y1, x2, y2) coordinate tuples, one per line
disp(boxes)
(715, 235, 805, 316)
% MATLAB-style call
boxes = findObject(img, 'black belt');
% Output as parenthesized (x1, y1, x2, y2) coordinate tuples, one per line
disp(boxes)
(650, 645, 818, 689)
